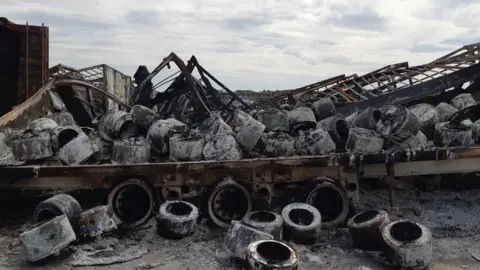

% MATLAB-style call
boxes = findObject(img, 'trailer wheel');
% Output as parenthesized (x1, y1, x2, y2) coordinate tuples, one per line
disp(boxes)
(382, 220, 433, 270)
(243, 211, 283, 240)
(347, 209, 390, 250)
(305, 179, 350, 228)
(107, 179, 158, 228)
(207, 177, 252, 228)
(156, 200, 199, 239)
(33, 194, 82, 223)
(281, 203, 321, 245)
(246, 240, 299, 270)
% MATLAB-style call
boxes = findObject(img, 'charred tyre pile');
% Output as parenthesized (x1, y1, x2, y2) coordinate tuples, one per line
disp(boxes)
(3, 66, 479, 269)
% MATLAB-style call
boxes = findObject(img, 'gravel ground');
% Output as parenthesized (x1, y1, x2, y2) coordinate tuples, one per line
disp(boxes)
(0, 188, 480, 270)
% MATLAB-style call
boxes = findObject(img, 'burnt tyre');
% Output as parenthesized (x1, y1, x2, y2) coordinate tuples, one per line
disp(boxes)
(156, 200, 199, 239)
(243, 211, 284, 240)
(347, 209, 390, 250)
(281, 203, 321, 245)
(382, 220, 433, 270)
(33, 194, 82, 223)
(107, 179, 158, 228)
(20, 215, 76, 263)
(224, 220, 274, 259)
(306, 180, 350, 228)
(207, 177, 252, 228)
(246, 240, 299, 270)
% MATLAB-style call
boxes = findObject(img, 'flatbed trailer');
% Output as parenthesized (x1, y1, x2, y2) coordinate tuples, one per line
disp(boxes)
(1, 145, 479, 228)
(1, 71, 480, 229)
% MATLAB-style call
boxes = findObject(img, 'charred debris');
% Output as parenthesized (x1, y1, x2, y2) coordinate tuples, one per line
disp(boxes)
(3, 45, 480, 166)
(1, 22, 480, 269)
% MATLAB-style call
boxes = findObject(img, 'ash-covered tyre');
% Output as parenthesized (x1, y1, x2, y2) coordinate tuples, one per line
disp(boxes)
(107, 179, 158, 228)
(247, 240, 299, 270)
(347, 209, 390, 250)
(436, 102, 458, 122)
(408, 103, 439, 140)
(346, 127, 384, 154)
(382, 220, 433, 270)
(287, 107, 317, 135)
(312, 98, 335, 121)
(243, 211, 284, 240)
(316, 115, 350, 149)
(450, 93, 477, 110)
(376, 105, 420, 145)
(305, 179, 350, 228)
(224, 220, 274, 259)
(156, 200, 199, 239)
(433, 122, 473, 147)
(352, 107, 382, 130)
(20, 215, 76, 263)
(281, 203, 321, 245)
(33, 194, 82, 223)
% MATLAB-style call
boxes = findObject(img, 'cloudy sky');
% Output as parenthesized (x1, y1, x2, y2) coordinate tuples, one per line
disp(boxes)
(4, 0, 480, 90)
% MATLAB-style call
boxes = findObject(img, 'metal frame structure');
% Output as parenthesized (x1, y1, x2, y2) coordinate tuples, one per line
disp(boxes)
(132, 53, 250, 124)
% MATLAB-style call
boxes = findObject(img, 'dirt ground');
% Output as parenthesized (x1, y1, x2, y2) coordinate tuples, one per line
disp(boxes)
(0, 188, 480, 270)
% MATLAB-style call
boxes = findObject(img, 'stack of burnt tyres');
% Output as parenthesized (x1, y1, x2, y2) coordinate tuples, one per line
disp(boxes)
(19, 194, 119, 263)
(347, 209, 433, 270)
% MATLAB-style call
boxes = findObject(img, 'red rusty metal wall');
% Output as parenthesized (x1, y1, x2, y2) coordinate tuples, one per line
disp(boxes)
(0, 17, 49, 115)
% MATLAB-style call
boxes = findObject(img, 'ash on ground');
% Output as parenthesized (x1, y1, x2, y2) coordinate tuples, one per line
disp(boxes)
(1, 189, 480, 270)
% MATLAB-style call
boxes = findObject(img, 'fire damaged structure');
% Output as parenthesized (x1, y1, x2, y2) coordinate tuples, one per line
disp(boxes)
(1, 22, 480, 267)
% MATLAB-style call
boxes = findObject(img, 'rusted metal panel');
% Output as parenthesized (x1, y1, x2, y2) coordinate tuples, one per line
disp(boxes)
(3, 146, 480, 185)
(0, 18, 49, 109)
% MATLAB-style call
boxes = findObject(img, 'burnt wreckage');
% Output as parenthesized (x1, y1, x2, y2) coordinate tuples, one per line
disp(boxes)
(2, 37, 480, 267)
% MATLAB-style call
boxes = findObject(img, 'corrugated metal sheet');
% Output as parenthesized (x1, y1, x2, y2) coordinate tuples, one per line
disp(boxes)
(0, 17, 49, 114)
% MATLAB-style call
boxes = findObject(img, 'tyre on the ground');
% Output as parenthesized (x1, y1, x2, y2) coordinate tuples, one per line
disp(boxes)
(347, 209, 390, 250)
(246, 239, 299, 270)
(382, 219, 433, 270)
(156, 200, 199, 239)
(33, 194, 82, 223)
(281, 203, 321, 245)
(243, 211, 284, 240)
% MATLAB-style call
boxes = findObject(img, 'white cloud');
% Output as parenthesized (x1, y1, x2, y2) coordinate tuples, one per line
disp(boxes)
(3, 0, 480, 90)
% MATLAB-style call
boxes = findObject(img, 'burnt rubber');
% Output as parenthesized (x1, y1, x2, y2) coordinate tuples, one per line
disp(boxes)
(376, 105, 421, 145)
(281, 203, 321, 245)
(346, 127, 384, 154)
(382, 220, 433, 270)
(20, 215, 77, 262)
(246, 240, 299, 270)
(450, 93, 477, 111)
(224, 220, 274, 259)
(352, 107, 382, 130)
(305, 180, 350, 228)
(436, 102, 458, 122)
(156, 200, 199, 239)
(312, 98, 335, 121)
(287, 107, 317, 135)
(316, 114, 350, 149)
(107, 179, 158, 228)
(433, 122, 473, 147)
(243, 211, 284, 240)
(33, 194, 82, 223)
(207, 177, 252, 228)
(347, 209, 390, 250)
(408, 103, 439, 140)
(255, 108, 290, 133)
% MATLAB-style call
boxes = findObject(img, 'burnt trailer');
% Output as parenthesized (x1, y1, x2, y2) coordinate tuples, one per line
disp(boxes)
(0, 76, 480, 230)
(2, 46, 480, 230)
